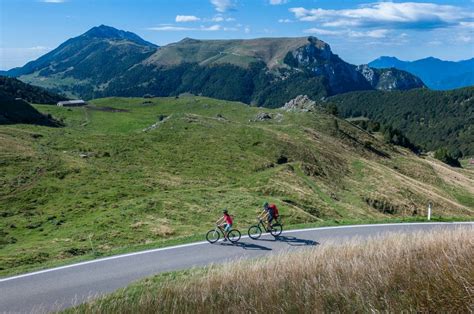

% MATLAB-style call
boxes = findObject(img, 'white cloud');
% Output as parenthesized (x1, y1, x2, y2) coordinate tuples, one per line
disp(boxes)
(0, 46, 52, 70)
(278, 19, 292, 23)
(270, 0, 288, 5)
(206, 25, 222, 31)
(428, 40, 442, 46)
(148, 24, 225, 32)
(26, 46, 52, 51)
(244, 26, 251, 34)
(210, 0, 234, 12)
(175, 15, 200, 23)
(204, 14, 236, 22)
(459, 21, 474, 28)
(210, 16, 234, 22)
(212, 16, 225, 22)
(147, 26, 192, 31)
(303, 28, 344, 36)
(349, 29, 389, 38)
(457, 35, 472, 43)
(304, 28, 390, 38)
(290, 2, 472, 29)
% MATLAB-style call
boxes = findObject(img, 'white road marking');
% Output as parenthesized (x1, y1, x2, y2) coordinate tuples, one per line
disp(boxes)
(0, 222, 471, 283)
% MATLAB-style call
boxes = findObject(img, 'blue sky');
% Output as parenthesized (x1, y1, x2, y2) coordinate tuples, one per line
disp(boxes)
(0, 0, 473, 70)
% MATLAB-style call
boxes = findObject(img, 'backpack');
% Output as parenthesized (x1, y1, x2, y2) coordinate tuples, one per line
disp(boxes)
(269, 204, 279, 217)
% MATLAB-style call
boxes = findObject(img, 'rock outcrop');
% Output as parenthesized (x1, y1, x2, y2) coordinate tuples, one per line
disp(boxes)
(281, 95, 317, 112)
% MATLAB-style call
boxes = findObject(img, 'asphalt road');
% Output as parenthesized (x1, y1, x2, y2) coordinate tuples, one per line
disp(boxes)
(0, 222, 472, 313)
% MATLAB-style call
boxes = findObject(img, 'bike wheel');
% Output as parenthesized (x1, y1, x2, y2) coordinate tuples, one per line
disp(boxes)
(248, 225, 262, 240)
(228, 229, 241, 243)
(206, 229, 220, 243)
(270, 223, 283, 237)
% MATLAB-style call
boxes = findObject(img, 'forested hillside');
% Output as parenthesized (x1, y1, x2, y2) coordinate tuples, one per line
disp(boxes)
(0, 76, 65, 126)
(330, 87, 474, 156)
(0, 76, 65, 104)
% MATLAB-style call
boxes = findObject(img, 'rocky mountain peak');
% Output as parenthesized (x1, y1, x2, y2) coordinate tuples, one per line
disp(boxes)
(284, 36, 334, 69)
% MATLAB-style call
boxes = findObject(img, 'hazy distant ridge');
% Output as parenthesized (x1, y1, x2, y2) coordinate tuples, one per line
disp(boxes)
(369, 56, 474, 90)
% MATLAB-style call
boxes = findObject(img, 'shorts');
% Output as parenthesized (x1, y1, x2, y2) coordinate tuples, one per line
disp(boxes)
(224, 224, 232, 232)
(267, 213, 274, 223)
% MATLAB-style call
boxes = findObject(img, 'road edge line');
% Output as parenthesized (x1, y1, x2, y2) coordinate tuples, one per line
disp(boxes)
(1, 221, 472, 283)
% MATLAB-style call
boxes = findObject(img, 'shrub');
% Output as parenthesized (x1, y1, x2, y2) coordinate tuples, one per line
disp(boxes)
(434, 147, 461, 167)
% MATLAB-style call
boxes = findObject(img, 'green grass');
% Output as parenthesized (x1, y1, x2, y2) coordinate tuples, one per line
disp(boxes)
(1, 96, 473, 277)
(460, 158, 474, 169)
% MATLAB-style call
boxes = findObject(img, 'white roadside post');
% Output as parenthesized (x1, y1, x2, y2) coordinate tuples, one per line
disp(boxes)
(427, 202, 432, 221)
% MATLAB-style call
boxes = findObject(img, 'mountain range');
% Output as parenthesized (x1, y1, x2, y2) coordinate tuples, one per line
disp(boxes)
(3, 25, 424, 106)
(369, 56, 474, 90)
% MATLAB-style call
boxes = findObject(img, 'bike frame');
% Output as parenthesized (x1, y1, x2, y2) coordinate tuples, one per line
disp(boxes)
(214, 224, 227, 236)
(257, 217, 280, 232)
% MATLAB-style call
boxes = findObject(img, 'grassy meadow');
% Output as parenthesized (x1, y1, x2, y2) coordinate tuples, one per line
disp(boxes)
(68, 227, 474, 313)
(1, 96, 473, 276)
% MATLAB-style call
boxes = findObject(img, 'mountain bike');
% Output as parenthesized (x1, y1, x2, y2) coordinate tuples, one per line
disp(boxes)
(248, 217, 283, 240)
(206, 224, 241, 244)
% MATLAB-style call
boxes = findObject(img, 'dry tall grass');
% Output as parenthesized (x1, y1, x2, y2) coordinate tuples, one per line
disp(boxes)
(73, 227, 474, 313)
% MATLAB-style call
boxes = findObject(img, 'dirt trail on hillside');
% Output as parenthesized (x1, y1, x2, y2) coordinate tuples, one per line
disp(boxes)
(425, 158, 474, 195)
(369, 162, 471, 212)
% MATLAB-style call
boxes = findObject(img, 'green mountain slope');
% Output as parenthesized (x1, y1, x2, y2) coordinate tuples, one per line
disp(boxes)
(144, 37, 309, 68)
(7, 26, 424, 104)
(0, 96, 472, 274)
(0, 76, 65, 104)
(329, 87, 474, 156)
(0, 94, 59, 126)
(0, 76, 65, 126)
(15, 25, 158, 98)
(100, 36, 424, 106)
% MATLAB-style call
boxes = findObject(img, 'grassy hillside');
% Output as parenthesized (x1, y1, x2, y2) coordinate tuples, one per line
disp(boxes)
(0, 76, 64, 126)
(69, 228, 474, 313)
(0, 94, 60, 126)
(330, 87, 474, 157)
(0, 96, 473, 275)
(0, 76, 65, 104)
(145, 37, 311, 69)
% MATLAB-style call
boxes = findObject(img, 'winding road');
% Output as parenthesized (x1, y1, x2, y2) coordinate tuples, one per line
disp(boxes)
(0, 222, 472, 313)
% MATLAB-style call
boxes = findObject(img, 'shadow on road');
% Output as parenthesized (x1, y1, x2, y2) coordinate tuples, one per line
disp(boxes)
(258, 235, 319, 247)
(219, 241, 272, 251)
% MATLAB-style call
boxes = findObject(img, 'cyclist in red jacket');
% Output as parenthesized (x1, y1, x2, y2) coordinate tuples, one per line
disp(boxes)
(216, 209, 233, 241)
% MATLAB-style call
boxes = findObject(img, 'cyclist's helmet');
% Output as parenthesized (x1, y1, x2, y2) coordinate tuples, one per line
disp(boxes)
(222, 209, 228, 214)
(263, 202, 269, 209)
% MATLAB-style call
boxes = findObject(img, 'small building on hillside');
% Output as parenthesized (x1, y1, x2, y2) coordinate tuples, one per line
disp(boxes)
(57, 100, 87, 107)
